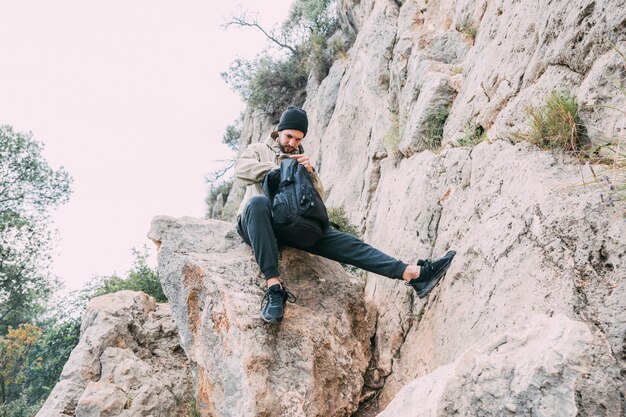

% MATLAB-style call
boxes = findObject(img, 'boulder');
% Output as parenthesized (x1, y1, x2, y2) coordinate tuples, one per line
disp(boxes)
(36, 291, 192, 417)
(378, 314, 593, 417)
(148, 216, 376, 417)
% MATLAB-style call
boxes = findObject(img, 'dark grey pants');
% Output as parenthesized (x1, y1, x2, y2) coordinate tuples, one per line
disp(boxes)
(237, 195, 408, 280)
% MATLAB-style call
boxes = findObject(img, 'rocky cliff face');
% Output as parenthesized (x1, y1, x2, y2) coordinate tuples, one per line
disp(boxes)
(41, 0, 624, 415)
(207, 0, 624, 415)
(36, 291, 193, 417)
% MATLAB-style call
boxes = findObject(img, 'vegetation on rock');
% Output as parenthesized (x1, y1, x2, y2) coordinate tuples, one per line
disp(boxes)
(525, 91, 583, 153)
(423, 106, 451, 150)
(221, 0, 347, 118)
(327, 206, 362, 276)
(458, 122, 486, 147)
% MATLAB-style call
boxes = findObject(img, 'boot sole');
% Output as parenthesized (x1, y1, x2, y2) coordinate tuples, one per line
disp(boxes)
(262, 315, 283, 324)
(417, 250, 456, 299)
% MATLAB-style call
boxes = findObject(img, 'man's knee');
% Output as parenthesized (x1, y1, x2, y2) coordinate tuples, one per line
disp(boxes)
(246, 195, 271, 215)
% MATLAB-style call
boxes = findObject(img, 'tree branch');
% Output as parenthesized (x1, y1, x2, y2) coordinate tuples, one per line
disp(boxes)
(224, 14, 298, 55)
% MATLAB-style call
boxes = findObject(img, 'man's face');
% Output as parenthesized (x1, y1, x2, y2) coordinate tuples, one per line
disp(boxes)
(278, 129, 304, 153)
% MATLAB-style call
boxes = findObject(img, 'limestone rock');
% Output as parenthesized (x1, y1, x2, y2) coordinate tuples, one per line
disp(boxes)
(362, 141, 625, 415)
(210, 193, 225, 219)
(377, 314, 594, 417)
(74, 382, 127, 417)
(399, 72, 455, 156)
(148, 216, 375, 417)
(36, 291, 192, 417)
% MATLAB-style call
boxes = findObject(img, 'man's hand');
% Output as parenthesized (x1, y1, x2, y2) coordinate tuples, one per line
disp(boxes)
(289, 154, 314, 173)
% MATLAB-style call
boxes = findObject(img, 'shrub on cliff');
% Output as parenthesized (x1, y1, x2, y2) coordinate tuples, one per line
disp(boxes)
(525, 91, 584, 153)
(327, 206, 362, 276)
(221, 0, 345, 117)
(85, 247, 166, 302)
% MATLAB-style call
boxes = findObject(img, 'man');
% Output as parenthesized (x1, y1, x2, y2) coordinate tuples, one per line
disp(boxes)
(236, 106, 456, 323)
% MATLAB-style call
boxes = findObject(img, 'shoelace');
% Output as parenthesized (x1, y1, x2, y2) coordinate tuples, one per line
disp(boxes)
(261, 285, 297, 308)
(419, 259, 434, 273)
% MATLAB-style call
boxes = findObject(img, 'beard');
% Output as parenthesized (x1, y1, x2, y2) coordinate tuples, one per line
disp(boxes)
(280, 143, 296, 153)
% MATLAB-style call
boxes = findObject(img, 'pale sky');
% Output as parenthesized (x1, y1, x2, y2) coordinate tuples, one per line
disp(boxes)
(0, 0, 293, 291)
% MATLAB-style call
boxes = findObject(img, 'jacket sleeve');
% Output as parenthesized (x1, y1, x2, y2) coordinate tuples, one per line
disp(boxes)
(235, 145, 279, 185)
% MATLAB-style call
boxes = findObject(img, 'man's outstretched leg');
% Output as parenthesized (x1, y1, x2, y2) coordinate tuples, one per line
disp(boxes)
(295, 227, 456, 299)
(236, 195, 294, 323)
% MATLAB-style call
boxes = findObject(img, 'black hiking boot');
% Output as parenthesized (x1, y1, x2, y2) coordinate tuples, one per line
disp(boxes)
(261, 283, 296, 323)
(405, 250, 457, 299)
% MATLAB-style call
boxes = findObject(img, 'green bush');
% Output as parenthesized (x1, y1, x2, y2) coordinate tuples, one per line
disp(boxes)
(20, 319, 81, 404)
(328, 206, 360, 239)
(223, 54, 308, 117)
(423, 106, 450, 150)
(0, 395, 44, 417)
(222, 116, 243, 152)
(85, 248, 166, 302)
(525, 91, 583, 152)
(458, 122, 486, 147)
(327, 207, 362, 276)
(222, 0, 341, 116)
(458, 20, 477, 41)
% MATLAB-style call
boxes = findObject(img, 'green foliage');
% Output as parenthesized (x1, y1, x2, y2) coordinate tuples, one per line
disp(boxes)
(0, 395, 44, 417)
(222, 0, 342, 116)
(327, 207, 362, 276)
(459, 20, 477, 40)
(19, 319, 80, 404)
(286, 0, 336, 35)
(458, 122, 486, 147)
(327, 32, 354, 60)
(0, 126, 72, 218)
(302, 31, 335, 81)
(525, 91, 583, 152)
(223, 53, 308, 117)
(0, 216, 59, 335)
(222, 116, 243, 152)
(327, 206, 360, 239)
(85, 248, 166, 302)
(0, 126, 72, 334)
(423, 106, 450, 150)
(0, 324, 41, 404)
(287, 0, 339, 79)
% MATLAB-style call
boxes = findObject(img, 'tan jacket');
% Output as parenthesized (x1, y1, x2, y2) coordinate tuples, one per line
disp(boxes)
(235, 135, 325, 219)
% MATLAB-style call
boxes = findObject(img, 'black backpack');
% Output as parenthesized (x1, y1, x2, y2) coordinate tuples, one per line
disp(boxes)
(262, 158, 329, 247)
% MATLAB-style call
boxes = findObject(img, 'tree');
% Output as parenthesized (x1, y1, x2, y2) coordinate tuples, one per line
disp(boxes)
(20, 318, 80, 402)
(222, 115, 243, 152)
(83, 247, 166, 302)
(221, 0, 341, 116)
(0, 324, 41, 404)
(0, 126, 72, 333)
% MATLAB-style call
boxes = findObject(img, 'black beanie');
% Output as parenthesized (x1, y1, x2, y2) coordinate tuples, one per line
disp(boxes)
(277, 106, 308, 136)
